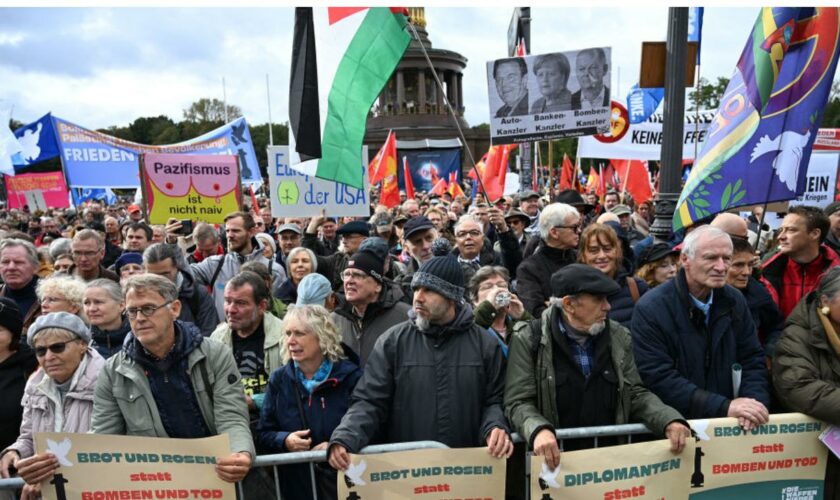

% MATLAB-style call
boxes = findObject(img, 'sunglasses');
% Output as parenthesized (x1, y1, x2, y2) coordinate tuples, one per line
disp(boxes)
(34, 339, 78, 357)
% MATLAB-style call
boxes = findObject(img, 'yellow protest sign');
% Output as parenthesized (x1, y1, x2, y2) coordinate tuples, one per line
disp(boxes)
(140, 153, 242, 224)
(688, 413, 828, 499)
(530, 438, 694, 499)
(338, 447, 506, 499)
(34, 432, 235, 500)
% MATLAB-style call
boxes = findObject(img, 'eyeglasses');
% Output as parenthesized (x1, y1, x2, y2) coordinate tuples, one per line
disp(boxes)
(341, 269, 370, 281)
(35, 339, 77, 357)
(555, 223, 583, 233)
(126, 301, 172, 319)
(40, 296, 67, 305)
(456, 230, 482, 239)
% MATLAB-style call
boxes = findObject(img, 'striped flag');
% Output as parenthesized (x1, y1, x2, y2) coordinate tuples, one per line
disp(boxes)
(288, 7, 410, 189)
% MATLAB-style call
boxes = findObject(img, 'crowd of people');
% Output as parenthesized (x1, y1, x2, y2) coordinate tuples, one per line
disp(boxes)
(0, 186, 838, 499)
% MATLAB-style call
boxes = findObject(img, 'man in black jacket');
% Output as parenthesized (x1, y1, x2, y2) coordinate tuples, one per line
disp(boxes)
(516, 203, 580, 317)
(328, 254, 513, 469)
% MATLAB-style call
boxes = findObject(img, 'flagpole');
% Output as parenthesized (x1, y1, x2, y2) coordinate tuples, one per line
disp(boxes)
(266, 74, 274, 146)
(547, 141, 554, 200)
(405, 21, 491, 204)
(222, 77, 229, 123)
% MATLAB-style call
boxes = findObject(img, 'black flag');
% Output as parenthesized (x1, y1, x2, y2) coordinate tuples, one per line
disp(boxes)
(290, 7, 322, 162)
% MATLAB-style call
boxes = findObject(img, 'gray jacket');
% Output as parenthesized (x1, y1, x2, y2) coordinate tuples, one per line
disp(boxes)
(91, 335, 255, 457)
(191, 241, 286, 321)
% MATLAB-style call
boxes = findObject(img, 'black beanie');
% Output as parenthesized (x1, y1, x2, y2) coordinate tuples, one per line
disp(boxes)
(0, 298, 23, 349)
(347, 250, 385, 283)
(411, 255, 465, 301)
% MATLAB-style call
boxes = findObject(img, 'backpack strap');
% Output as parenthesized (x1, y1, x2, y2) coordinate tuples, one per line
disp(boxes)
(626, 276, 640, 303)
(208, 253, 226, 291)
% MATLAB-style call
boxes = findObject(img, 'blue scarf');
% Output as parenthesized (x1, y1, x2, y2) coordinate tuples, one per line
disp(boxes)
(295, 359, 333, 393)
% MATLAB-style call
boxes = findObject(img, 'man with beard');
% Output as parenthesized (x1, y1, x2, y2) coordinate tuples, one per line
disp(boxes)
(192, 212, 285, 321)
(505, 264, 691, 469)
(328, 254, 512, 469)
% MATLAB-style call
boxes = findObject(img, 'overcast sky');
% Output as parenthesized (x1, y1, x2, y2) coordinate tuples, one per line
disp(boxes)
(0, 7, 786, 132)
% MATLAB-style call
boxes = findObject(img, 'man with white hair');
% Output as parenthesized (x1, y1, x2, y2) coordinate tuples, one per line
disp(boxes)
(516, 203, 581, 317)
(451, 213, 522, 287)
(631, 225, 770, 429)
(0, 239, 42, 333)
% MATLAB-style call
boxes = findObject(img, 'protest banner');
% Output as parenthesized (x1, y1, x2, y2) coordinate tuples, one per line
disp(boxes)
(338, 447, 505, 499)
(4, 171, 69, 209)
(268, 146, 370, 217)
(788, 152, 840, 209)
(51, 116, 260, 188)
(688, 413, 828, 499)
(530, 438, 694, 500)
(398, 148, 462, 192)
(140, 153, 241, 225)
(577, 111, 714, 161)
(487, 47, 612, 144)
(33, 432, 235, 500)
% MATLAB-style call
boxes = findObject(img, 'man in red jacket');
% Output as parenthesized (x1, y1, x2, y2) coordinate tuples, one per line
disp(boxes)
(761, 205, 840, 317)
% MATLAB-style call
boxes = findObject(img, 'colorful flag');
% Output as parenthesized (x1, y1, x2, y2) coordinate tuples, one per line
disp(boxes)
(674, 7, 840, 230)
(448, 171, 465, 199)
(288, 7, 410, 189)
(402, 155, 415, 199)
(688, 7, 705, 64)
(430, 177, 448, 196)
(368, 130, 397, 185)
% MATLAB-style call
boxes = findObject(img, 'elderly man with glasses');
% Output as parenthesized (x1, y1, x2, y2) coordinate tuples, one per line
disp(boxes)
(91, 273, 254, 484)
(451, 213, 522, 289)
(516, 203, 581, 317)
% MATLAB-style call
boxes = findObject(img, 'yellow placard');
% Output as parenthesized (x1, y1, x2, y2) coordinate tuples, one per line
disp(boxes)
(338, 447, 506, 499)
(34, 432, 235, 500)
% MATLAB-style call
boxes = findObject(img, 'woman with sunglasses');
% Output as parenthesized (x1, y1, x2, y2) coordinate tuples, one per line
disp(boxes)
(0, 312, 104, 500)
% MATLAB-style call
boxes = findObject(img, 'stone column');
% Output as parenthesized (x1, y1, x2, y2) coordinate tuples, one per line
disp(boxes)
(418, 70, 427, 114)
(436, 69, 445, 113)
(396, 70, 405, 113)
(457, 73, 464, 115)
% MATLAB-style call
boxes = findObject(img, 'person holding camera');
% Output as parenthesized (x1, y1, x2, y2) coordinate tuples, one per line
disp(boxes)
(470, 266, 530, 357)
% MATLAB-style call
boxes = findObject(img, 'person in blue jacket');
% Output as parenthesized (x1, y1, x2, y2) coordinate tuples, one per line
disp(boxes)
(257, 304, 362, 499)
(631, 226, 770, 429)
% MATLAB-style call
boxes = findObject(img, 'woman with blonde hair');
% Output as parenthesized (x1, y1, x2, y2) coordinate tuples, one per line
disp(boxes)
(36, 275, 87, 321)
(257, 305, 361, 499)
(577, 223, 648, 327)
(635, 242, 680, 288)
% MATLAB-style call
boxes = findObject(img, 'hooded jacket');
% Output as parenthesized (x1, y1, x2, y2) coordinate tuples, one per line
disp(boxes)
(191, 240, 286, 321)
(772, 292, 840, 499)
(329, 304, 508, 453)
(210, 311, 285, 378)
(505, 307, 683, 447)
(331, 281, 410, 366)
(761, 244, 840, 318)
(632, 270, 770, 419)
(257, 357, 362, 499)
(91, 322, 254, 457)
(4, 347, 105, 459)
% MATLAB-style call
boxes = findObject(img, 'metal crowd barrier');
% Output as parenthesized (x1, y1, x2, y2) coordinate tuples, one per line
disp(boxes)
(0, 426, 653, 500)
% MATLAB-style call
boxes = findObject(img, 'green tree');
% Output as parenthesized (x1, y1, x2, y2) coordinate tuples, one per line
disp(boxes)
(249, 122, 290, 175)
(183, 98, 242, 123)
(689, 76, 730, 111)
(821, 80, 840, 128)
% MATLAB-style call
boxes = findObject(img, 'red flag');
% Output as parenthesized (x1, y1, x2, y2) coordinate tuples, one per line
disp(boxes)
(516, 37, 527, 57)
(611, 159, 653, 204)
(597, 164, 607, 201)
(478, 144, 516, 202)
(448, 171, 465, 198)
(402, 156, 415, 200)
(559, 154, 576, 191)
(430, 177, 448, 196)
(368, 131, 397, 185)
(249, 185, 260, 216)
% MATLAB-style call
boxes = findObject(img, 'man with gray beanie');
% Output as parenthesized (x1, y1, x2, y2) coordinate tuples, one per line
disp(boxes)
(328, 254, 512, 470)
(331, 249, 410, 365)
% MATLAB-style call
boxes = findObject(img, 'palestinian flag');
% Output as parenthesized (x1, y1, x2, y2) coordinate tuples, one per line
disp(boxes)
(289, 7, 411, 189)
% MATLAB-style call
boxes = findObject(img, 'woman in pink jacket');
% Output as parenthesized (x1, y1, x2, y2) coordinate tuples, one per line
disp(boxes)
(0, 312, 104, 500)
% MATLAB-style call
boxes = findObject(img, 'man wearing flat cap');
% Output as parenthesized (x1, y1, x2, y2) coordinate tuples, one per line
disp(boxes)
(329, 254, 513, 470)
(505, 264, 691, 470)
(331, 249, 410, 365)
(303, 211, 369, 291)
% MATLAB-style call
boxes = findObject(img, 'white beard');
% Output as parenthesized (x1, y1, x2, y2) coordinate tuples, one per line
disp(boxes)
(587, 321, 606, 336)
(414, 315, 432, 332)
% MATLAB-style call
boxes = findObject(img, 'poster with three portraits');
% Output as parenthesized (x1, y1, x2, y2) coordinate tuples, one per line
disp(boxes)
(486, 47, 611, 144)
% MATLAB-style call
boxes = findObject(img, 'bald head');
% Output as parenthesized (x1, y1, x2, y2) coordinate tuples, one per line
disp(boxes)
(597, 212, 619, 225)
(711, 213, 748, 239)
